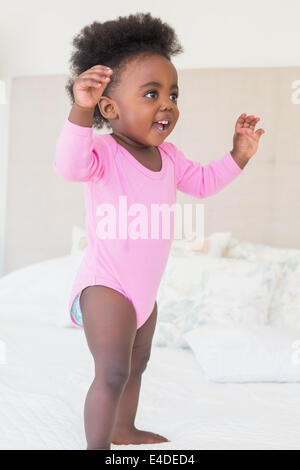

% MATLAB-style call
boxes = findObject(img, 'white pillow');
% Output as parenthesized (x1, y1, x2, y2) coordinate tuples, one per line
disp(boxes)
(183, 324, 300, 383)
(153, 253, 282, 349)
(0, 255, 73, 328)
(226, 240, 300, 329)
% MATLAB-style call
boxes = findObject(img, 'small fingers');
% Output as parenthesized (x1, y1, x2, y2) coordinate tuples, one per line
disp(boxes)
(85, 71, 112, 80)
(81, 68, 113, 84)
(242, 115, 260, 128)
(237, 113, 247, 122)
(250, 117, 260, 129)
(90, 72, 112, 83)
(79, 78, 108, 89)
(249, 116, 260, 129)
(243, 115, 255, 127)
(81, 72, 112, 88)
(89, 65, 113, 73)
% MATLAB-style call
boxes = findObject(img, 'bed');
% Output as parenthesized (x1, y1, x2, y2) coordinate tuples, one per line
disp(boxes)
(1, 233, 300, 450)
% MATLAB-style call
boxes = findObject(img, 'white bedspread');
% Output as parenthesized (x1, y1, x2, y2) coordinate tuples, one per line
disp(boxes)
(1, 256, 300, 450)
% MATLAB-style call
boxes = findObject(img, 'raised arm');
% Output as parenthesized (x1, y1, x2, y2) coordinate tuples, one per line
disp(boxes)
(165, 143, 243, 198)
(53, 104, 105, 182)
(166, 113, 265, 198)
(53, 64, 113, 182)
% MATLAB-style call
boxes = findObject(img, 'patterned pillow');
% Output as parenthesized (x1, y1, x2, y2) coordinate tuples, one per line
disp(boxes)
(153, 251, 281, 348)
(226, 240, 300, 328)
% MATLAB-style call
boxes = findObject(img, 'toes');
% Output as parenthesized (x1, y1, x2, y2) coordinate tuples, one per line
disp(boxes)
(155, 433, 169, 441)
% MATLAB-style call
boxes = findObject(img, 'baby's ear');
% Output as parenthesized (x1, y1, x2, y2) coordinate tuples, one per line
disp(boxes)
(98, 96, 118, 120)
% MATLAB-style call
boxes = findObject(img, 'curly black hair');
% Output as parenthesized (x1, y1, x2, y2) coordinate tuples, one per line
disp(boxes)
(65, 12, 184, 130)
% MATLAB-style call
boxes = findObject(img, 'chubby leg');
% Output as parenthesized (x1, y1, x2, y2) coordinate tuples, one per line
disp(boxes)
(112, 301, 170, 445)
(80, 285, 137, 450)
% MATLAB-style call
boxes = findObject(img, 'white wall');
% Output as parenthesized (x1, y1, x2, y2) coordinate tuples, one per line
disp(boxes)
(1, 0, 300, 275)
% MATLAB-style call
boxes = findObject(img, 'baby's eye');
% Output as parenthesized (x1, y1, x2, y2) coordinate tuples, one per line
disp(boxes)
(145, 90, 178, 101)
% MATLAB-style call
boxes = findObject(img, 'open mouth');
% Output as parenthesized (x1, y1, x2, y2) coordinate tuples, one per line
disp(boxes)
(152, 121, 170, 133)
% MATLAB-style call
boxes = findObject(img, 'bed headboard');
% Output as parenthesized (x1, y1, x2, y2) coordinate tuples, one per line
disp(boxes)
(4, 67, 300, 274)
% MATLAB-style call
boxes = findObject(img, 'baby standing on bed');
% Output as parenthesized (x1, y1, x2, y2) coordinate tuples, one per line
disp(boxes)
(53, 12, 265, 450)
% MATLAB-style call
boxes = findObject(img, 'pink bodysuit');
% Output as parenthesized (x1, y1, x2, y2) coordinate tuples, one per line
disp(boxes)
(53, 118, 243, 329)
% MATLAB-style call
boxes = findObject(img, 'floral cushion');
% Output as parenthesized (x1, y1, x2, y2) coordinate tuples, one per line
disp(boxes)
(153, 251, 281, 348)
(226, 239, 300, 328)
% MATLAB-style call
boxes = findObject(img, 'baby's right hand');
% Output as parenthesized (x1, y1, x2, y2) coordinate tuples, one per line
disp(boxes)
(73, 65, 113, 110)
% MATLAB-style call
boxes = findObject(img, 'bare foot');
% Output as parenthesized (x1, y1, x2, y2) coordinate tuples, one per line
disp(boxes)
(112, 427, 170, 445)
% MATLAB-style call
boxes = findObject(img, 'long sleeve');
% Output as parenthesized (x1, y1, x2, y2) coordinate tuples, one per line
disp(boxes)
(53, 119, 106, 182)
(163, 142, 243, 198)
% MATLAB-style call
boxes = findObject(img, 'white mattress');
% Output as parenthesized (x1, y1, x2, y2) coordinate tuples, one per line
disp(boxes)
(1, 256, 300, 450)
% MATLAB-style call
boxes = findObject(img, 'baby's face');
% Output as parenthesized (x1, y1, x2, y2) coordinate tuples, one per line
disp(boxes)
(99, 54, 180, 149)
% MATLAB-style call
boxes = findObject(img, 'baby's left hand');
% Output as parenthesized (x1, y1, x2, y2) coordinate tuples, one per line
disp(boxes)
(230, 113, 265, 169)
